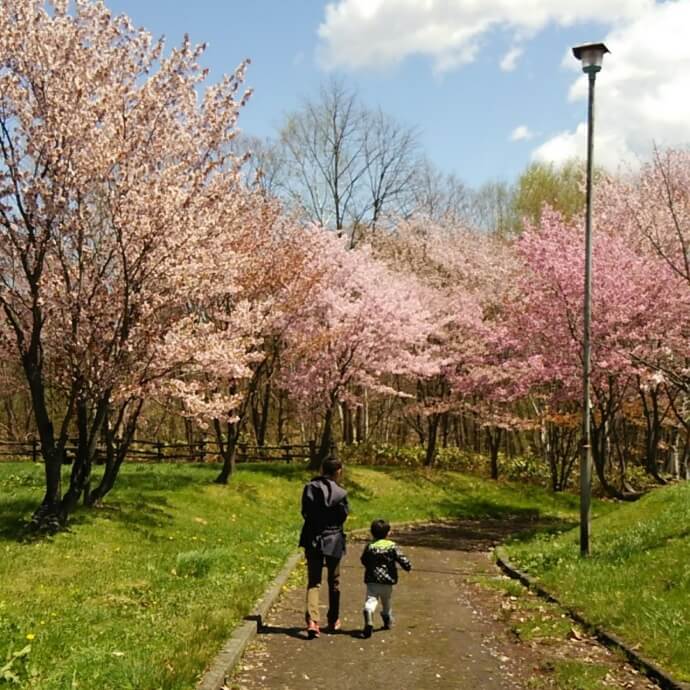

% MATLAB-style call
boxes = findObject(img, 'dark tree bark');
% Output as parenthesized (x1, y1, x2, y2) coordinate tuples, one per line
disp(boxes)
(486, 427, 503, 480)
(587, 377, 641, 501)
(276, 388, 286, 443)
(424, 414, 440, 467)
(86, 398, 143, 506)
(21, 343, 74, 529)
(341, 401, 354, 445)
(544, 422, 578, 492)
(60, 394, 108, 516)
(213, 418, 242, 485)
(638, 379, 671, 484)
(440, 412, 449, 449)
(250, 376, 272, 447)
(310, 405, 335, 471)
(213, 361, 267, 484)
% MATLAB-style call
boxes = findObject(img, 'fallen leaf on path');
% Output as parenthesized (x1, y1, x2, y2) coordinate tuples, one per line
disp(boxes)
(567, 627, 583, 640)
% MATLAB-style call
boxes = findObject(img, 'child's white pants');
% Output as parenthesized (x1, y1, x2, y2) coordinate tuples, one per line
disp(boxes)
(363, 583, 393, 624)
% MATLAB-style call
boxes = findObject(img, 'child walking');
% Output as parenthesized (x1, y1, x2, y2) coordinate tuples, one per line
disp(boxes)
(360, 519, 412, 638)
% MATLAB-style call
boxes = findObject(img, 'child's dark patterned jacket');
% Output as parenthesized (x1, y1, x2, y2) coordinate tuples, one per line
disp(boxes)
(360, 538, 412, 584)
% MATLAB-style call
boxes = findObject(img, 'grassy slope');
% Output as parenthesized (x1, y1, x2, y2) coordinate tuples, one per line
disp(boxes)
(0, 461, 583, 689)
(505, 481, 690, 681)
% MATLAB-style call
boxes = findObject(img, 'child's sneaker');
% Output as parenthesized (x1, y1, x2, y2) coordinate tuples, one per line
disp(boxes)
(326, 619, 341, 633)
(307, 620, 320, 639)
(362, 611, 373, 638)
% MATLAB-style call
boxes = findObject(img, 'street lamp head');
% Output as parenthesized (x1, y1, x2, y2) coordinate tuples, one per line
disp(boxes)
(572, 42, 610, 74)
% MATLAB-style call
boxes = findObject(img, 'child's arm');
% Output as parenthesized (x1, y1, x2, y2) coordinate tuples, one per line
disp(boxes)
(395, 548, 412, 572)
(360, 544, 370, 567)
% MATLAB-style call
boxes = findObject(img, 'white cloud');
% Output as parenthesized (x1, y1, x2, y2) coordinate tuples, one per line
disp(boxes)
(510, 125, 533, 142)
(500, 46, 523, 72)
(317, 0, 652, 73)
(318, 1, 690, 175)
(534, 1, 690, 171)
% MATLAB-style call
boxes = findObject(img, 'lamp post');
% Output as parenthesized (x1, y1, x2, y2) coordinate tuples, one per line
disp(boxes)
(572, 42, 609, 557)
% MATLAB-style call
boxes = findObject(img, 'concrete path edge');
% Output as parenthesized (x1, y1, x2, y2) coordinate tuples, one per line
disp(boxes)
(494, 547, 690, 690)
(196, 550, 302, 690)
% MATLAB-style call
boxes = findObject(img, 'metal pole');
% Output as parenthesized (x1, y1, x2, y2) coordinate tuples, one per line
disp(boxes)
(580, 70, 596, 557)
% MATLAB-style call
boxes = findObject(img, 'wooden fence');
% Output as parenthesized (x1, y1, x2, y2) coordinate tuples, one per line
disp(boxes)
(0, 438, 316, 465)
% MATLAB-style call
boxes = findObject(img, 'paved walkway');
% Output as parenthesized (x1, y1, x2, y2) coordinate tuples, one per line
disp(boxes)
(230, 521, 659, 690)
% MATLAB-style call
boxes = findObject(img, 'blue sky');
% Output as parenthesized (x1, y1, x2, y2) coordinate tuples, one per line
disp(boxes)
(106, 1, 690, 189)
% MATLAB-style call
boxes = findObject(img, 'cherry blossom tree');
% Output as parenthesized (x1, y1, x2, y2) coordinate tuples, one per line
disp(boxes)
(505, 203, 686, 495)
(279, 230, 435, 468)
(154, 201, 326, 483)
(372, 215, 522, 470)
(620, 149, 690, 398)
(0, 0, 254, 525)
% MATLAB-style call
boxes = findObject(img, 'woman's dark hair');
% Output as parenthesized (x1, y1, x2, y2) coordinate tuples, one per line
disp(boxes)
(322, 458, 343, 477)
(370, 519, 390, 540)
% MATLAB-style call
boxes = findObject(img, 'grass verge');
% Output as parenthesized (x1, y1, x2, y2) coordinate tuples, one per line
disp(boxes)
(504, 480, 690, 682)
(1, 461, 586, 689)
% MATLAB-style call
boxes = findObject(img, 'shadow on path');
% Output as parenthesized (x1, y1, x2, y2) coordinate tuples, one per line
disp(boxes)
(384, 517, 570, 552)
(257, 624, 364, 640)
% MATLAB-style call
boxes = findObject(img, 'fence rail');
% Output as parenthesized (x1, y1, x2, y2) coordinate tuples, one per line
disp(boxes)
(0, 438, 316, 465)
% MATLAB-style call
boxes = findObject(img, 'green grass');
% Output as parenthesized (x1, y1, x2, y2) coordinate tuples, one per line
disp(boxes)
(505, 480, 690, 682)
(0, 461, 583, 689)
(475, 574, 625, 690)
(476, 573, 577, 645)
(528, 660, 611, 690)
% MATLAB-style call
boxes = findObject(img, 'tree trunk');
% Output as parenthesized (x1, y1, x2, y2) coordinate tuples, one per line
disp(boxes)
(665, 427, 678, 478)
(355, 388, 367, 443)
(310, 405, 335, 471)
(591, 419, 638, 500)
(473, 416, 481, 454)
(639, 383, 666, 483)
(87, 441, 125, 505)
(86, 398, 143, 506)
(355, 404, 364, 444)
(486, 427, 502, 480)
(424, 414, 440, 467)
(257, 380, 271, 446)
(214, 419, 241, 484)
(23, 351, 69, 530)
(61, 394, 111, 517)
(184, 418, 196, 460)
(250, 377, 271, 447)
(341, 402, 354, 445)
(440, 412, 449, 449)
(276, 388, 286, 443)
(61, 402, 92, 517)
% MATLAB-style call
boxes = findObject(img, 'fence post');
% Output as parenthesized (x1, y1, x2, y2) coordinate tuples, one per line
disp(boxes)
(308, 439, 316, 466)
(239, 443, 247, 463)
(156, 440, 164, 462)
(32, 438, 38, 463)
(199, 439, 206, 463)
(283, 443, 291, 464)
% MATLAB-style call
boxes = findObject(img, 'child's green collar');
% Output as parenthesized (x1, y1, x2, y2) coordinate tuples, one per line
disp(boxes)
(371, 538, 395, 548)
